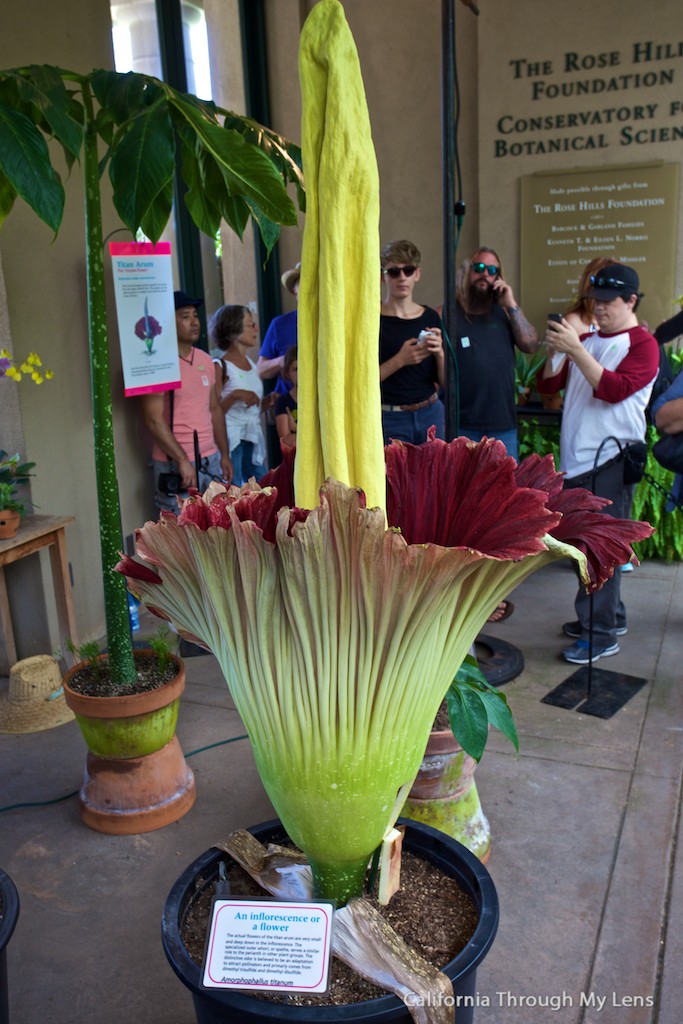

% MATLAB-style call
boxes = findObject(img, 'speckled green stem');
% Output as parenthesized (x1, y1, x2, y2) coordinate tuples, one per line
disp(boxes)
(82, 83, 136, 687)
(308, 855, 370, 906)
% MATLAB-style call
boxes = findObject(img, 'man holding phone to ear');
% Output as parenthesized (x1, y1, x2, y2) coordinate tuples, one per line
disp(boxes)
(450, 247, 539, 622)
(453, 247, 538, 461)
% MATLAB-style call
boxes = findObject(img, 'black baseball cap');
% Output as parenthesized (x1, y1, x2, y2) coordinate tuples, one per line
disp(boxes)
(586, 263, 641, 301)
(174, 290, 204, 310)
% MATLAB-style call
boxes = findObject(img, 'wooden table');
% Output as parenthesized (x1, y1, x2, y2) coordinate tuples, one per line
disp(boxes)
(0, 514, 77, 676)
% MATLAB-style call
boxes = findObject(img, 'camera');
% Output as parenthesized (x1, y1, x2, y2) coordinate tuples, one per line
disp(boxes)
(158, 471, 183, 496)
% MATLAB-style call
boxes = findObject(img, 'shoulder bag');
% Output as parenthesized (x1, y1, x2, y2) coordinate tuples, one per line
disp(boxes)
(652, 432, 683, 475)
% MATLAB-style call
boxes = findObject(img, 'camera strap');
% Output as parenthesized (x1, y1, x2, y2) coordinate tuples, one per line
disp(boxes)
(166, 390, 175, 466)
(194, 429, 201, 471)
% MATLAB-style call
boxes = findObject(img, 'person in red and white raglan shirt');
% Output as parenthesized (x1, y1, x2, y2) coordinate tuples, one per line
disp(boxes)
(538, 262, 659, 666)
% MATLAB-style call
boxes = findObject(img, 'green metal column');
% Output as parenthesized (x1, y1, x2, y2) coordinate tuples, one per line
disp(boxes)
(239, 0, 285, 465)
(155, 0, 207, 339)
(238, 0, 282, 327)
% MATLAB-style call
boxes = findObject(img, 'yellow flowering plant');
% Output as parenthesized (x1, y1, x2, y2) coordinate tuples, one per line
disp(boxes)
(0, 348, 54, 385)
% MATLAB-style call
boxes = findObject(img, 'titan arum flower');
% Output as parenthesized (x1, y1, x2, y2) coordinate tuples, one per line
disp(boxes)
(115, 5, 653, 1017)
(117, 435, 652, 903)
(117, 0, 653, 910)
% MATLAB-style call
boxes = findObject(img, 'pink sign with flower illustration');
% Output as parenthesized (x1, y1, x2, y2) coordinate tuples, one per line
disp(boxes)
(109, 241, 180, 397)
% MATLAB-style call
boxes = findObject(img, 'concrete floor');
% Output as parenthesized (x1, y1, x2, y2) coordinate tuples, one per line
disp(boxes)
(1, 557, 682, 1023)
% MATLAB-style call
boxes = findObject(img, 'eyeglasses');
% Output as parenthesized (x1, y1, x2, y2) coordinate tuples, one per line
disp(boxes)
(589, 275, 629, 290)
(383, 265, 417, 278)
(471, 262, 499, 277)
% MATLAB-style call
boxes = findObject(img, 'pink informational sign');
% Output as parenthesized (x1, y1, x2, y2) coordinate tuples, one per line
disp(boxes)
(109, 241, 180, 397)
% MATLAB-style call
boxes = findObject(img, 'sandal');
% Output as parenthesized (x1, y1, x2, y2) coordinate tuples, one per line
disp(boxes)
(487, 600, 514, 623)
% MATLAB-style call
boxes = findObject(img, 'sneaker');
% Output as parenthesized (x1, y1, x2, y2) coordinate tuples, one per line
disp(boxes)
(562, 639, 620, 664)
(562, 620, 628, 639)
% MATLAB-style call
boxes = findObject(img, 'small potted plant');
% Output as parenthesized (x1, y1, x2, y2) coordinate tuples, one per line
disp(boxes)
(515, 348, 548, 405)
(0, 452, 35, 539)
(62, 628, 193, 834)
(403, 655, 518, 862)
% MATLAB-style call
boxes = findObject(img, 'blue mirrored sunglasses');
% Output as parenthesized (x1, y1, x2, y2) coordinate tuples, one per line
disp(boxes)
(471, 262, 499, 276)
(590, 275, 628, 290)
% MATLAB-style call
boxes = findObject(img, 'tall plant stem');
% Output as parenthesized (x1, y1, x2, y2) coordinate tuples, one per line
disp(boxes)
(82, 82, 137, 686)
(309, 855, 369, 906)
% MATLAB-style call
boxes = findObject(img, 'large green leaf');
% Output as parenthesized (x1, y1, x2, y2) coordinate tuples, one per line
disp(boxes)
(446, 686, 490, 762)
(224, 113, 305, 205)
(179, 140, 222, 238)
(245, 198, 281, 258)
(90, 69, 148, 125)
(445, 655, 519, 761)
(219, 195, 250, 240)
(109, 103, 175, 232)
(0, 167, 17, 228)
(170, 96, 296, 225)
(15, 65, 83, 160)
(140, 178, 173, 245)
(0, 102, 63, 232)
(475, 684, 518, 749)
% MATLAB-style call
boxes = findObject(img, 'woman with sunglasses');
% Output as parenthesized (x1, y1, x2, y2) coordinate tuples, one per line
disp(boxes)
(379, 239, 445, 445)
(562, 255, 617, 335)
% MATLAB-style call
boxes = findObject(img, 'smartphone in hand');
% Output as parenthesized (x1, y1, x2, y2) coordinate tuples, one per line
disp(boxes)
(546, 314, 566, 372)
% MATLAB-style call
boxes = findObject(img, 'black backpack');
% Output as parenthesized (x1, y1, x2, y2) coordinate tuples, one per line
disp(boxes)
(646, 312, 680, 422)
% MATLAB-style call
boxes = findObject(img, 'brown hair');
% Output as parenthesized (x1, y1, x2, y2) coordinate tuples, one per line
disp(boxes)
(283, 344, 298, 378)
(564, 256, 617, 325)
(380, 239, 422, 270)
(208, 305, 250, 352)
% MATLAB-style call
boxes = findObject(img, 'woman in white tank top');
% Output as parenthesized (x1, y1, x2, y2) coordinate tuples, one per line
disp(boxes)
(209, 305, 273, 485)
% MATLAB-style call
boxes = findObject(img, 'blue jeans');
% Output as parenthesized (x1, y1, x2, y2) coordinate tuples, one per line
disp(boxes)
(458, 427, 519, 462)
(231, 441, 267, 486)
(382, 399, 445, 446)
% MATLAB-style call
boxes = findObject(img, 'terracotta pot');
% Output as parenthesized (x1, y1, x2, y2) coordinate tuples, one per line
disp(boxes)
(0, 510, 21, 540)
(63, 652, 195, 835)
(162, 818, 499, 1024)
(403, 729, 491, 863)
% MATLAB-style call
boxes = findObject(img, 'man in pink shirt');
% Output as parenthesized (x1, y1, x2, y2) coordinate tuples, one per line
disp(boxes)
(141, 291, 233, 512)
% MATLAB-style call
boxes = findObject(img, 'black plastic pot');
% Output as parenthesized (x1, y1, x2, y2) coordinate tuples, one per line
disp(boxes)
(162, 818, 499, 1024)
(0, 868, 20, 1024)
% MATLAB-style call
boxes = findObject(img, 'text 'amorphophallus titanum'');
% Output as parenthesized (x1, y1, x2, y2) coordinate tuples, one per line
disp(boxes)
(117, 435, 652, 904)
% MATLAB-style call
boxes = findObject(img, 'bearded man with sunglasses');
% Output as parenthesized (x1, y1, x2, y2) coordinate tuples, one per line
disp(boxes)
(539, 262, 659, 665)
(379, 239, 446, 445)
(453, 246, 539, 461)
